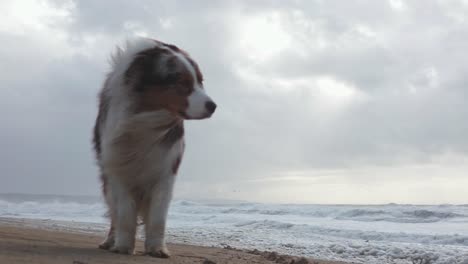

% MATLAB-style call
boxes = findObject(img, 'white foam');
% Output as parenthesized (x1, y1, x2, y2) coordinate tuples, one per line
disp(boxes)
(1, 194, 468, 263)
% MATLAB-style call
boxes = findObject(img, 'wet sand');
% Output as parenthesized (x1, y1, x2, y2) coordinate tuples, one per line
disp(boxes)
(0, 218, 348, 264)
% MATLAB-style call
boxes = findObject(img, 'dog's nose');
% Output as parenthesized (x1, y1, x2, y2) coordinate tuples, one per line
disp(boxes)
(205, 101, 217, 114)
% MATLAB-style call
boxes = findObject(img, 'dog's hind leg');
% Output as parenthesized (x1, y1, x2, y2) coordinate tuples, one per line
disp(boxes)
(99, 173, 116, 250)
(99, 224, 115, 249)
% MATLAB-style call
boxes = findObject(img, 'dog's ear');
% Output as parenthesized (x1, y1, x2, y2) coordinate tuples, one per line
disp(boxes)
(125, 47, 173, 92)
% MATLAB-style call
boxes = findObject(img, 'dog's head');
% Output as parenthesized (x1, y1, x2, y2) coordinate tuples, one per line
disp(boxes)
(125, 39, 216, 120)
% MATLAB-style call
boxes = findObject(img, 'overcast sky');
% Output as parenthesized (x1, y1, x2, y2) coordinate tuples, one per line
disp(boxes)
(1, 0, 467, 204)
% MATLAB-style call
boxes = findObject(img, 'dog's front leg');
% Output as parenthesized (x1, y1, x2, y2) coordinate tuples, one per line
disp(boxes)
(144, 176, 175, 258)
(109, 180, 137, 255)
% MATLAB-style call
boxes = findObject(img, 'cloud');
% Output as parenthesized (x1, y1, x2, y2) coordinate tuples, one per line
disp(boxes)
(0, 0, 467, 203)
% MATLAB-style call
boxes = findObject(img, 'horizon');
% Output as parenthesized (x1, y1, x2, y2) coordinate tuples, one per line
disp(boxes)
(1, 192, 467, 206)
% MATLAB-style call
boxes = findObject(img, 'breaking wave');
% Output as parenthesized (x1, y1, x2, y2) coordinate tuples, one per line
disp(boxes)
(2, 194, 468, 264)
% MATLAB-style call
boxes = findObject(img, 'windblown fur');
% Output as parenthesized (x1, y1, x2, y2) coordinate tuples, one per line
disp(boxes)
(92, 37, 216, 257)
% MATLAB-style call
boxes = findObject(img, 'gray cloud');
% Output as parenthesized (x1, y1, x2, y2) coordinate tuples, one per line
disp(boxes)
(1, 0, 467, 203)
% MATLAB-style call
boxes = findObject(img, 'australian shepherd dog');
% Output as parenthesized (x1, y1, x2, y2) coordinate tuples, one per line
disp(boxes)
(92, 37, 216, 257)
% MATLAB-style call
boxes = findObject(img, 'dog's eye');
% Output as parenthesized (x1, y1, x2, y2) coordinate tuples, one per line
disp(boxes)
(177, 85, 191, 95)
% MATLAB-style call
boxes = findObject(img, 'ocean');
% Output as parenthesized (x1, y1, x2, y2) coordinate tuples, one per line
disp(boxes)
(0, 193, 467, 264)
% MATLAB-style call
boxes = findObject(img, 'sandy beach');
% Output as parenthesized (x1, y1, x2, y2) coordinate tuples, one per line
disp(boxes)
(0, 218, 347, 264)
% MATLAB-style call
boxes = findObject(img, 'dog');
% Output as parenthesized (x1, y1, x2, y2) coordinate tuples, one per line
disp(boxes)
(92, 37, 216, 257)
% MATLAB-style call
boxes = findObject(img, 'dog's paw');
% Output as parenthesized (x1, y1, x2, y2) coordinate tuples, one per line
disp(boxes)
(98, 240, 114, 250)
(110, 245, 134, 255)
(145, 246, 171, 258)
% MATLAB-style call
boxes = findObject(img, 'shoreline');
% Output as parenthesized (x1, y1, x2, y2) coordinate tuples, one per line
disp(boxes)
(0, 217, 348, 264)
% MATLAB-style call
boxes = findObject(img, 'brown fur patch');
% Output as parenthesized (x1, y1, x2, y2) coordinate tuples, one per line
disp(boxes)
(93, 80, 110, 158)
(127, 47, 195, 115)
(124, 47, 172, 90)
(136, 83, 190, 114)
(172, 155, 183, 174)
(162, 123, 184, 147)
(184, 55, 204, 84)
(161, 42, 203, 84)
(93, 76, 111, 196)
